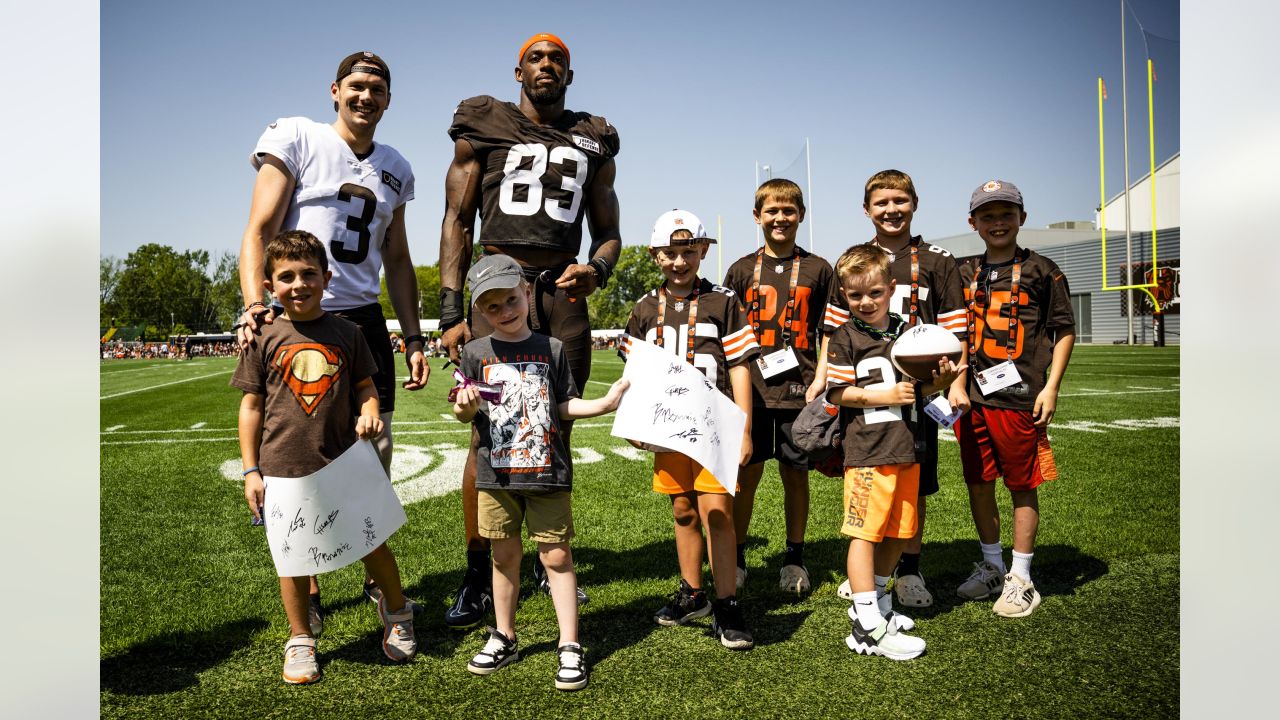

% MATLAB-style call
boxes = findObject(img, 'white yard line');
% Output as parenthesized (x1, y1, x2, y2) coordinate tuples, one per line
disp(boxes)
(102, 436, 239, 446)
(100, 371, 232, 400)
(1059, 388, 1178, 398)
(105, 425, 126, 432)
(190, 422, 207, 429)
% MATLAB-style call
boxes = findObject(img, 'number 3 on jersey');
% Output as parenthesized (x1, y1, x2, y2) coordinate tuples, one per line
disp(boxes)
(333, 183, 376, 264)
(499, 144, 589, 223)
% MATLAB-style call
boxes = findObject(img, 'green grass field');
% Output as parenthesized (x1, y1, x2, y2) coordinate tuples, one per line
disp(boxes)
(100, 345, 1179, 718)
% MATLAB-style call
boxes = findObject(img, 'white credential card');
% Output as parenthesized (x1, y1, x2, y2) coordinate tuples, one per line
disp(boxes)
(610, 335, 746, 495)
(263, 439, 407, 577)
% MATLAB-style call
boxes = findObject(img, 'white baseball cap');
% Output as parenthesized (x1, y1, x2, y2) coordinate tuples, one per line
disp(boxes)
(649, 209, 717, 248)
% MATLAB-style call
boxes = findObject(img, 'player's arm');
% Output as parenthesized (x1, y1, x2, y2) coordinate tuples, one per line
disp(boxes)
(382, 205, 428, 390)
(238, 155, 295, 349)
(559, 378, 630, 419)
(1033, 330, 1076, 427)
(730, 363, 754, 465)
(238, 391, 266, 522)
(808, 334, 830, 402)
(558, 158, 622, 298)
(354, 377, 384, 438)
(439, 138, 483, 363)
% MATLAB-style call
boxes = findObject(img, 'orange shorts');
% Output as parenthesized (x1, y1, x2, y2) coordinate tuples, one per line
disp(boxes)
(840, 464, 919, 542)
(652, 452, 734, 495)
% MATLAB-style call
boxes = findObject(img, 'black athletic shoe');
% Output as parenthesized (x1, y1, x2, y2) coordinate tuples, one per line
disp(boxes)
(533, 555, 590, 605)
(445, 576, 493, 630)
(654, 579, 711, 627)
(467, 627, 519, 675)
(711, 596, 754, 650)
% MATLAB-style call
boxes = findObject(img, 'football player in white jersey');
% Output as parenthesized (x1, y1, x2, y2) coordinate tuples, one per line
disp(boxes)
(235, 51, 428, 628)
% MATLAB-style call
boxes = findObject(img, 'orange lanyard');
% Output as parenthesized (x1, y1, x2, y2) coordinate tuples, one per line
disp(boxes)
(750, 248, 802, 347)
(967, 251, 1024, 358)
(656, 283, 700, 363)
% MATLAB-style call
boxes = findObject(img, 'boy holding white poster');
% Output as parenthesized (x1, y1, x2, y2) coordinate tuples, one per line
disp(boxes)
(623, 210, 759, 651)
(234, 231, 417, 685)
(452, 253, 628, 692)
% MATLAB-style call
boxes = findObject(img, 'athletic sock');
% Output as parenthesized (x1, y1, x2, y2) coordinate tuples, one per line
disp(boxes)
(874, 575, 893, 615)
(897, 552, 921, 578)
(980, 541, 1006, 573)
(1010, 550, 1034, 583)
(736, 543, 747, 570)
(783, 541, 805, 568)
(466, 548, 491, 580)
(852, 591, 882, 630)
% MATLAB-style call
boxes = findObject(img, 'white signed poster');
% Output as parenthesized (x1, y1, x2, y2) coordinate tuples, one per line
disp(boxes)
(263, 440, 407, 577)
(611, 335, 745, 495)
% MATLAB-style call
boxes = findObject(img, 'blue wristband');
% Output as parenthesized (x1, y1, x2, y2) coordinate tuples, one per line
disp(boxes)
(242, 466, 260, 476)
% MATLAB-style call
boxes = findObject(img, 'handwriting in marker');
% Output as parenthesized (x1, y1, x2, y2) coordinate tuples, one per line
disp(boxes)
(313, 509, 339, 535)
(363, 516, 378, 548)
(270, 504, 284, 520)
(280, 539, 291, 558)
(670, 427, 703, 442)
(309, 543, 352, 567)
(287, 508, 306, 537)
(665, 385, 689, 396)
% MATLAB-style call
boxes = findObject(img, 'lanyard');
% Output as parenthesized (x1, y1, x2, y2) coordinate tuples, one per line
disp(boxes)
(750, 248, 802, 347)
(967, 251, 1024, 358)
(656, 283, 700, 363)
(874, 237, 921, 325)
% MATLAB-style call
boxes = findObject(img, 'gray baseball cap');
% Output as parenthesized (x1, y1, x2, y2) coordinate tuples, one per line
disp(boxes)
(969, 179, 1024, 213)
(467, 254, 524, 305)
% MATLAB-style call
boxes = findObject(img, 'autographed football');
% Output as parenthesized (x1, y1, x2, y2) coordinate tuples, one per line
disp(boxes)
(890, 324, 962, 382)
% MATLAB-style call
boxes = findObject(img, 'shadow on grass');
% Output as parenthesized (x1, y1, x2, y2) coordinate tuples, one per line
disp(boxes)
(101, 617, 269, 696)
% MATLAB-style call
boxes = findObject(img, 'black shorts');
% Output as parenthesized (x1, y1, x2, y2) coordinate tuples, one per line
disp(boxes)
(331, 303, 397, 413)
(748, 406, 809, 469)
(916, 417, 940, 497)
(468, 260, 592, 392)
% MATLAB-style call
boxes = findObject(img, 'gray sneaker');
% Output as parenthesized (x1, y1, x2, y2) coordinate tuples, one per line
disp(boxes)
(957, 561, 1006, 600)
(377, 597, 417, 662)
(282, 636, 320, 684)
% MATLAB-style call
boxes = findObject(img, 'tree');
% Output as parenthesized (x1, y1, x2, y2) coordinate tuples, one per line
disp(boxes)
(207, 251, 243, 331)
(379, 263, 442, 322)
(587, 245, 663, 330)
(101, 256, 122, 327)
(113, 244, 216, 339)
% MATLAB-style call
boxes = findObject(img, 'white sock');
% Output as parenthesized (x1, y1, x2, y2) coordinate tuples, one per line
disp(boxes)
(1010, 550, 1034, 582)
(852, 591, 881, 630)
(980, 541, 1005, 573)
(874, 575, 893, 615)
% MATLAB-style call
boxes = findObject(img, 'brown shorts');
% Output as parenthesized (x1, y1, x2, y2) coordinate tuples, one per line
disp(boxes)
(652, 452, 735, 495)
(477, 488, 574, 544)
(840, 464, 919, 542)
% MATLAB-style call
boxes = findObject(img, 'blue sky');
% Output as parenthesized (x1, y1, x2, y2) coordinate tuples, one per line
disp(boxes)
(101, 0, 1178, 269)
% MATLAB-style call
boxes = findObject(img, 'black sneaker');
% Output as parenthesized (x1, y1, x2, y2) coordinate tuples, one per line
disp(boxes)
(554, 642, 588, 691)
(363, 581, 423, 616)
(533, 555, 590, 605)
(467, 627, 519, 675)
(654, 579, 711, 627)
(444, 575, 493, 630)
(711, 596, 754, 650)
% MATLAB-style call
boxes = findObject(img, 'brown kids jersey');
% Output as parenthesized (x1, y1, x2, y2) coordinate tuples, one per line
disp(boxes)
(959, 248, 1075, 412)
(825, 314, 919, 468)
(723, 248, 833, 409)
(229, 314, 378, 478)
(624, 278, 760, 398)
(825, 236, 967, 339)
(448, 95, 620, 254)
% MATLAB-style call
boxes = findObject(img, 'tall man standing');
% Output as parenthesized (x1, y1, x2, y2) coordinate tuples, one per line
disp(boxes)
(438, 33, 622, 629)
(237, 52, 429, 631)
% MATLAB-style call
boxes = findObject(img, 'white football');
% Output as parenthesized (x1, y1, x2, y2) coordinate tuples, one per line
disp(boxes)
(890, 323, 962, 382)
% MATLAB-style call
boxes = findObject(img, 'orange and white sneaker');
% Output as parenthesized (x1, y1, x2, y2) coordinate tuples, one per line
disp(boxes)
(378, 597, 418, 662)
(282, 636, 320, 684)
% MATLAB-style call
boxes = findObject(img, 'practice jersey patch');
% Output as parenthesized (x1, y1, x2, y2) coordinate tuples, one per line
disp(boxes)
(572, 134, 601, 154)
(381, 170, 403, 194)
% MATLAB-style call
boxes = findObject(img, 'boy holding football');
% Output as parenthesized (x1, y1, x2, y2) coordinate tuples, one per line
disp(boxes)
(825, 244, 962, 660)
(954, 180, 1075, 617)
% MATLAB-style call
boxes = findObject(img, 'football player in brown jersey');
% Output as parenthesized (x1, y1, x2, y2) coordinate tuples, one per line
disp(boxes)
(437, 33, 623, 629)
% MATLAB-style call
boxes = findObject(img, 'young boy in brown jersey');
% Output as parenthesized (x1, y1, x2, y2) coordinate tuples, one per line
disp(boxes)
(825, 245, 963, 660)
(233, 231, 417, 685)
(624, 209, 759, 650)
(824, 170, 968, 608)
(954, 180, 1075, 617)
(722, 179, 833, 594)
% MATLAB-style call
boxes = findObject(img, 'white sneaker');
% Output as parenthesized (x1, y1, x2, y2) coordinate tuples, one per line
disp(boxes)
(845, 607, 925, 661)
(778, 564, 811, 594)
(837, 579, 854, 601)
(893, 573, 934, 607)
(885, 610, 915, 632)
(377, 597, 418, 662)
(282, 636, 320, 684)
(992, 573, 1042, 617)
(957, 561, 1006, 600)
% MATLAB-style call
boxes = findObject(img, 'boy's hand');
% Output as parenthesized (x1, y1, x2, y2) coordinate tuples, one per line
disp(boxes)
(244, 472, 265, 522)
(356, 414, 384, 439)
(601, 378, 630, 411)
(804, 376, 826, 403)
(930, 358, 968, 393)
(739, 431, 753, 466)
(947, 384, 971, 413)
(453, 384, 482, 421)
(883, 381, 916, 406)
(1032, 387, 1059, 427)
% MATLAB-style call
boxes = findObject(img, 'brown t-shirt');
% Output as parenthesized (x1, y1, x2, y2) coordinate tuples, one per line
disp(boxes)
(230, 313, 378, 477)
(958, 249, 1075, 411)
(722, 248, 833, 408)
(825, 236, 967, 338)
(825, 314, 918, 467)
(624, 278, 760, 399)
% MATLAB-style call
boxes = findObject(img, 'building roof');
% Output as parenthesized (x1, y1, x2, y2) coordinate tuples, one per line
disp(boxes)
(931, 227, 1101, 258)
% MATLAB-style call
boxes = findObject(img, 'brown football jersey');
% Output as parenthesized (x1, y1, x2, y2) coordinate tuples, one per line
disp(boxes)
(959, 249, 1075, 411)
(624, 278, 760, 398)
(826, 236, 967, 338)
(723, 248, 833, 408)
(449, 95, 620, 255)
(825, 315, 919, 467)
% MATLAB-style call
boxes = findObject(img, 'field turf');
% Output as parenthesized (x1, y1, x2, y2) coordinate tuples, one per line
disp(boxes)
(100, 345, 1179, 718)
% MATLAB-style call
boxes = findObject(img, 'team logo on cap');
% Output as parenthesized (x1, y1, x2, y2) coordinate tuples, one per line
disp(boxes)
(271, 343, 346, 416)
(673, 217, 685, 225)
(982, 181, 1002, 193)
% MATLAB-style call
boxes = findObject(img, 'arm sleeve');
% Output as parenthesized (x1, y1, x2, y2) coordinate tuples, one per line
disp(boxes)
(447, 96, 498, 153)
(824, 276, 850, 333)
(825, 328, 856, 388)
(229, 344, 266, 394)
(936, 256, 969, 337)
(1046, 265, 1076, 333)
(250, 117, 303, 178)
(586, 114, 621, 159)
(553, 341, 580, 402)
(721, 296, 761, 367)
(350, 328, 378, 384)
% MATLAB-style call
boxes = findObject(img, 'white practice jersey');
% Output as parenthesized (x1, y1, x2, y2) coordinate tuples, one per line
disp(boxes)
(251, 117, 415, 309)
